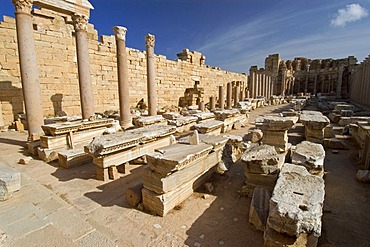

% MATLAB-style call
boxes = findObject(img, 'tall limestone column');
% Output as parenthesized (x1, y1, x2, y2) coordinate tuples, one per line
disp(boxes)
(219, 85, 225, 110)
(145, 34, 157, 116)
(336, 65, 344, 99)
(304, 64, 310, 94)
(226, 82, 232, 109)
(209, 96, 216, 111)
(250, 71, 256, 98)
(234, 83, 240, 107)
(13, 0, 44, 141)
(281, 67, 286, 97)
(73, 14, 95, 119)
(113, 26, 131, 128)
(314, 74, 318, 95)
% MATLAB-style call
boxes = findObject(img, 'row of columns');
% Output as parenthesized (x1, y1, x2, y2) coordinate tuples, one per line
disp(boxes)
(249, 71, 274, 99)
(12, 0, 158, 139)
(351, 56, 370, 107)
(217, 82, 246, 110)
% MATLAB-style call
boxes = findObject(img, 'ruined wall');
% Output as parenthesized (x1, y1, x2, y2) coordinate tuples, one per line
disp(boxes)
(350, 56, 370, 108)
(0, 8, 246, 125)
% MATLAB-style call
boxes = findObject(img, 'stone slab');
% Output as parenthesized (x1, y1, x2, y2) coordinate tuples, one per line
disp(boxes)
(193, 120, 224, 134)
(147, 143, 213, 177)
(134, 115, 167, 127)
(292, 141, 325, 177)
(167, 116, 198, 127)
(249, 187, 271, 232)
(255, 116, 297, 131)
(0, 162, 21, 201)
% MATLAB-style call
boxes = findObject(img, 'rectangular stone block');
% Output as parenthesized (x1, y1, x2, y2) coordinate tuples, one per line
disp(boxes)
(0, 162, 21, 201)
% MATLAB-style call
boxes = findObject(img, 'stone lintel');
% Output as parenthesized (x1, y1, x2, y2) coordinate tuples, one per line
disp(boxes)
(33, 0, 93, 17)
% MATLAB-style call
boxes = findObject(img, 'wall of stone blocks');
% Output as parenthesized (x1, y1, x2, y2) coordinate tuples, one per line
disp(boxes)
(0, 8, 246, 126)
(350, 56, 370, 108)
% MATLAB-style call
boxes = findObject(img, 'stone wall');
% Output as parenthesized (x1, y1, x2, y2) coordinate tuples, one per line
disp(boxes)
(0, 8, 246, 126)
(350, 56, 370, 108)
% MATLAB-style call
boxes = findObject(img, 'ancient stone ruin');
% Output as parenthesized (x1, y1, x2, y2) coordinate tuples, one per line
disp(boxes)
(0, 1, 369, 246)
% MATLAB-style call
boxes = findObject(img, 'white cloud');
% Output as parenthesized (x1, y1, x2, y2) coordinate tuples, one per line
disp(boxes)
(330, 4, 368, 27)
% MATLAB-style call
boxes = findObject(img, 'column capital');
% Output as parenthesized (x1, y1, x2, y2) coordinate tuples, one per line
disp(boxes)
(145, 33, 155, 48)
(73, 14, 89, 32)
(113, 26, 127, 41)
(12, 0, 33, 14)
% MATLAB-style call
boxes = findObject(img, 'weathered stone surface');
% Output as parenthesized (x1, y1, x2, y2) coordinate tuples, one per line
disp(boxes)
(300, 112, 330, 130)
(334, 104, 354, 111)
(264, 226, 318, 247)
(292, 141, 325, 177)
(241, 145, 284, 175)
(356, 170, 370, 184)
(190, 112, 215, 122)
(256, 116, 297, 131)
(328, 112, 341, 124)
(261, 130, 290, 152)
(244, 129, 263, 143)
(162, 112, 181, 120)
(147, 143, 213, 177)
(42, 119, 113, 136)
(85, 125, 175, 157)
(189, 130, 200, 145)
(323, 138, 348, 150)
(340, 110, 353, 117)
(249, 187, 271, 231)
(167, 116, 198, 127)
(134, 115, 167, 127)
(214, 109, 240, 120)
(0, 162, 21, 201)
(193, 120, 224, 135)
(267, 163, 325, 238)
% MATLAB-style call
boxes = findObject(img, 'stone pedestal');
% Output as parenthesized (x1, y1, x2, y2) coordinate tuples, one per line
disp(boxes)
(264, 163, 324, 247)
(114, 26, 132, 128)
(73, 14, 95, 120)
(292, 141, 325, 177)
(300, 111, 330, 144)
(13, 0, 44, 140)
(255, 116, 297, 152)
(145, 34, 157, 116)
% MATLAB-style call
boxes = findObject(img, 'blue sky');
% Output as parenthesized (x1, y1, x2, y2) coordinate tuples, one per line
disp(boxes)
(1, 0, 369, 73)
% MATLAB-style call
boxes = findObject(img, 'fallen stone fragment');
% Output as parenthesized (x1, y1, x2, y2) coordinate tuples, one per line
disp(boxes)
(356, 170, 370, 184)
(265, 163, 325, 246)
(18, 156, 33, 165)
(323, 138, 348, 150)
(249, 187, 271, 231)
(292, 141, 325, 177)
(0, 162, 21, 201)
(244, 129, 263, 143)
(204, 182, 214, 193)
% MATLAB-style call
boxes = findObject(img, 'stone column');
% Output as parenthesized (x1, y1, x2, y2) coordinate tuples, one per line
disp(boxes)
(226, 82, 232, 109)
(13, 0, 44, 141)
(145, 34, 157, 116)
(292, 77, 295, 95)
(273, 76, 277, 95)
(281, 68, 286, 97)
(113, 26, 131, 128)
(199, 101, 205, 112)
(234, 83, 240, 107)
(241, 87, 245, 101)
(250, 72, 256, 98)
(258, 74, 263, 97)
(321, 76, 325, 93)
(73, 14, 95, 120)
(328, 75, 332, 93)
(219, 85, 224, 110)
(305, 64, 310, 94)
(314, 74, 318, 95)
(209, 96, 216, 111)
(336, 65, 344, 98)
(297, 76, 301, 93)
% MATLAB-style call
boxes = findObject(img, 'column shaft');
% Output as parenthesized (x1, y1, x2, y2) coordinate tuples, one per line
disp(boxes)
(145, 34, 157, 116)
(13, 0, 44, 140)
(114, 26, 131, 128)
(219, 85, 224, 110)
(226, 82, 232, 109)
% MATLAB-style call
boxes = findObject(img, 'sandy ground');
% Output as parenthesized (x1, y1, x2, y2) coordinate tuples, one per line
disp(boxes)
(0, 104, 369, 247)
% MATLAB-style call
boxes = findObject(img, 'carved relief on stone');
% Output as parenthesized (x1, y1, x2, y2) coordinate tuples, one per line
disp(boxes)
(145, 33, 155, 48)
(113, 26, 127, 41)
(72, 14, 89, 32)
(12, 0, 33, 14)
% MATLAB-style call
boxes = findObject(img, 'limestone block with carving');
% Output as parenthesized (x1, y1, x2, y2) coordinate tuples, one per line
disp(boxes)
(255, 116, 297, 131)
(0, 162, 21, 201)
(292, 141, 325, 177)
(242, 145, 284, 175)
(265, 163, 325, 247)
(244, 129, 263, 143)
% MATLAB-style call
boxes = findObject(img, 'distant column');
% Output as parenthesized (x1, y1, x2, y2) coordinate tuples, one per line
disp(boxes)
(13, 0, 44, 141)
(219, 85, 224, 110)
(273, 76, 277, 95)
(73, 14, 95, 120)
(313, 74, 318, 95)
(240, 86, 245, 101)
(321, 76, 325, 93)
(305, 64, 310, 94)
(234, 83, 240, 107)
(226, 82, 232, 109)
(258, 74, 263, 97)
(336, 65, 344, 98)
(291, 78, 295, 95)
(199, 101, 205, 111)
(281, 68, 286, 97)
(209, 96, 216, 111)
(145, 33, 157, 116)
(250, 72, 256, 98)
(113, 26, 131, 128)
(328, 75, 332, 93)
